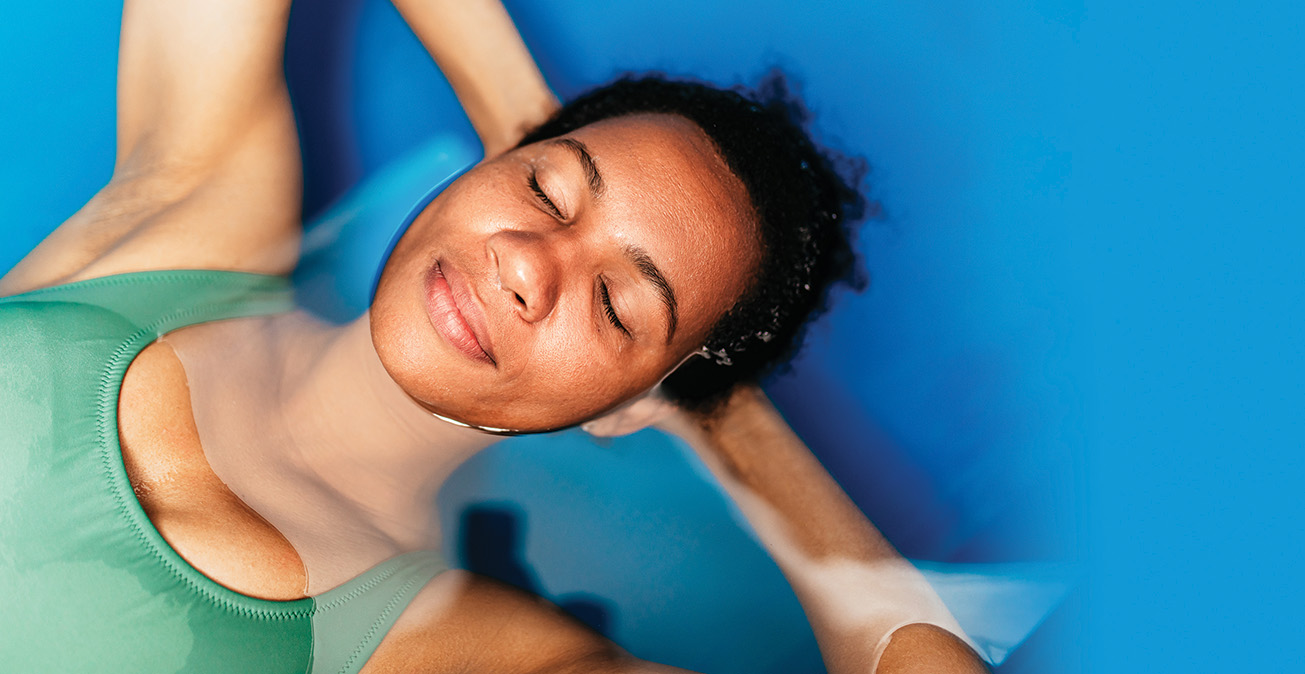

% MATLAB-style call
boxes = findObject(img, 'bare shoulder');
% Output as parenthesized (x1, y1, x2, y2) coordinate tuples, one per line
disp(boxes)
(362, 569, 697, 674)
(877, 624, 990, 674)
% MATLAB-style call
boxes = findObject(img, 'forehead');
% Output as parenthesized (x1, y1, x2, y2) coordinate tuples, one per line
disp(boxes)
(559, 113, 761, 342)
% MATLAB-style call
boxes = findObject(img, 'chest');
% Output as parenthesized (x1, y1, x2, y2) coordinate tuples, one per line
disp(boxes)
(115, 342, 545, 672)
(117, 339, 309, 600)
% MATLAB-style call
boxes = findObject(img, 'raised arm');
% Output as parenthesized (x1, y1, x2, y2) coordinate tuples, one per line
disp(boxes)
(390, 0, 558, 156)
(659, 387, 990, 674)
(1, 0, 301, 295)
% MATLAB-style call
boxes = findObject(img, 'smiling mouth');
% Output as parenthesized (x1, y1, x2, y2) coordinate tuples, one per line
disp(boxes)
(424, 262, 496, 366)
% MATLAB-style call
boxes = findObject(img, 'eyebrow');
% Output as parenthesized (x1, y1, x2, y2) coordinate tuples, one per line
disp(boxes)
(548, 138, 675, 341)
(624, 244, 678, 344)
(553, 138, 604, 199)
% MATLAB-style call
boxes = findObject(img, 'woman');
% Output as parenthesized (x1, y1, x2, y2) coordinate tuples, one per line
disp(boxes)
(0, 0, 988, 672)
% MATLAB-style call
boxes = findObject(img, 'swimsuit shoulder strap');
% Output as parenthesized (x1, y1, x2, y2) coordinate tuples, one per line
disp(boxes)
(309, 550, 451, 674)
(0, 270, 294, 331)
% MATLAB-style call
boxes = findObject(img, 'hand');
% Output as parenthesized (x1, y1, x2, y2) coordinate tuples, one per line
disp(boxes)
(476, 85, 560, 157)
(653, 384, 787, 483)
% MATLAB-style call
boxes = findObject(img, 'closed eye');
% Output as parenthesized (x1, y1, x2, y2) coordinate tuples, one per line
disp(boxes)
(600, 278, 632, 339)
(528, 169, 564, 219)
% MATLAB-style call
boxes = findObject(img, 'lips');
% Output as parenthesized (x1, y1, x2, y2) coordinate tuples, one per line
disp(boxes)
(424, 261, 496, 366)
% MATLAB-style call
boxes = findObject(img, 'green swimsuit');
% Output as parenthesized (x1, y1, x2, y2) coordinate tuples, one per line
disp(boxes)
(0, 270, 448, 673)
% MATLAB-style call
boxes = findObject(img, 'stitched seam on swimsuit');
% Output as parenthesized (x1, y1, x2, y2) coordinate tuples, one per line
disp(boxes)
(314, 563, 406, 612)
(306, 612, 316, 674)
(337, 573, 430, 674)
(4, 269, 283, 302)
(95, 274, 307, 620)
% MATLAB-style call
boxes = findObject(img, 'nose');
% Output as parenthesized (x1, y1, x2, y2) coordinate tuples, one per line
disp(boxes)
(488, 229, 561, 323)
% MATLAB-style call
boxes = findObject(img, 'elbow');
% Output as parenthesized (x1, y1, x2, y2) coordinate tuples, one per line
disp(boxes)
(874, 623, 990, 674)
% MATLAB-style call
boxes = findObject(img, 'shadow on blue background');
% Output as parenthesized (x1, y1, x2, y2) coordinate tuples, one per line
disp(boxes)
(459, 502, 612, 636)
(0, 1, 1102, 671)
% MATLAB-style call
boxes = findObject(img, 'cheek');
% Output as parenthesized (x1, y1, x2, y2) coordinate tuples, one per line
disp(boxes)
(489, 329, 675, 430)
(509, 332, 640, 418)
(369, 289, 472, 407)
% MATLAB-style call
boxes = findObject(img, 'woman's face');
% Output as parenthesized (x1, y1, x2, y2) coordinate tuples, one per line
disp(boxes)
(371, 113, 760, 431)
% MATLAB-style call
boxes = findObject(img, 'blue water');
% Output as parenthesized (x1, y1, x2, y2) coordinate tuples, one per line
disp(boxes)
(5, 1, 1301, 672)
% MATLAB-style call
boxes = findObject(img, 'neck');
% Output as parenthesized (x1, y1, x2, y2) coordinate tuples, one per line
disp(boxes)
(274, 313, 502, 544)
(178, 310, 501, 556)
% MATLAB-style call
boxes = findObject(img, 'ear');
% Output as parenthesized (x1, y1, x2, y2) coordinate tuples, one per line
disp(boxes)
(580, 386, 681, 438)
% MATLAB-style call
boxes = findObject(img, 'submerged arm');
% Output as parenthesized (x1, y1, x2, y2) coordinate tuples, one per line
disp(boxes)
(659, 386, 990, 674)
(1, 0, 302, 295)
(389, 0, 558, 156)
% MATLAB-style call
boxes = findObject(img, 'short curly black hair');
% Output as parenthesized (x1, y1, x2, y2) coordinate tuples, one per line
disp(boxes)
(518, 71, 869, 413)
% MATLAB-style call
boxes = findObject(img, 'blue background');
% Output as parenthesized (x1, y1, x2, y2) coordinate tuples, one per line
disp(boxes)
(2, 1, 1300, 671)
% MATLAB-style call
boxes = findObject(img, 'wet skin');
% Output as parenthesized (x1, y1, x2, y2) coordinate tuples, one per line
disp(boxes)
(371, 113, 762, 432)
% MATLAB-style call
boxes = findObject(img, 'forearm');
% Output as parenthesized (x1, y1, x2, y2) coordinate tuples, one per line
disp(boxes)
(661, 387, 986, 673)
(390, 0, 558, 156)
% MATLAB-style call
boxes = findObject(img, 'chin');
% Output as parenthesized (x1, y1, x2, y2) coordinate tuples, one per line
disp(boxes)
(416, 380, 636, 435)
(369, 285, 648, 434)
(426, 398, 590, 434)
